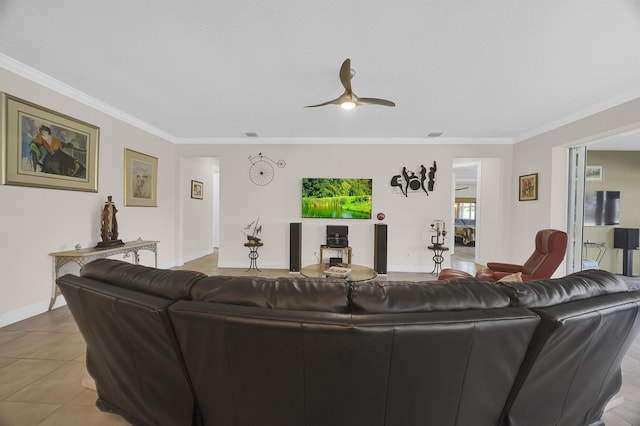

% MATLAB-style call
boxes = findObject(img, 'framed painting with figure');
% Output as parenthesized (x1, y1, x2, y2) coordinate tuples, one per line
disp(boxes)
(1, 93, 99, 192)
(124, 148, 158, 207)
(519, 173, 538, 201)
(191, 180, 203, 199)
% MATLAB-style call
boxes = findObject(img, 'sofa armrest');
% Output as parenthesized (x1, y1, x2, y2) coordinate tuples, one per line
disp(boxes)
(486, 262, 524, 273)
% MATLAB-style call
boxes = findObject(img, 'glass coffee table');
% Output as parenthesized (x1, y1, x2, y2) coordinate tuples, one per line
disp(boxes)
(300, 263, 377, 282)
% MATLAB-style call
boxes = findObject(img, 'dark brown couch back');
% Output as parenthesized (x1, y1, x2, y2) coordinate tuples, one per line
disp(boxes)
(496, 270, 640, 426)
(58, 259, 206, 426)
(58, 259, 640, 426)
(190, 275, 350, 312)
(169, 277, 539, 426)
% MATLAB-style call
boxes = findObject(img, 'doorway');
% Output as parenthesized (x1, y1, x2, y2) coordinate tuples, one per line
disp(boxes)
(452, 162, 479, 270)
(567, 132, 640, 277)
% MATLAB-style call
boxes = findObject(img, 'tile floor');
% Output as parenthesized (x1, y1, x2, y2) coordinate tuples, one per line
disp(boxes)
(0, 253, 639, 425)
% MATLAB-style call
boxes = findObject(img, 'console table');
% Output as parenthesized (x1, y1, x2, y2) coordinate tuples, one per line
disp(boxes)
(48, 240, 159, 310)
(319, 246, 352, 264)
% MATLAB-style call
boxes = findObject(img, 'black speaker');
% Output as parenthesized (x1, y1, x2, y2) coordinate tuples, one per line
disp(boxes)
(289, 223, 302, 272)
(374, 224, 388, 274)
(614, 228, 639, 276)
(614, 228, 639, 250)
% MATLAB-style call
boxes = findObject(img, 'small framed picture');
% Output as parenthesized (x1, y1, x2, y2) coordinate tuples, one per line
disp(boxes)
(191, 180, 203, 199)
(586, 165, 603, 181)
(519, 173, 538, 201)
(124, 148, 158, 207)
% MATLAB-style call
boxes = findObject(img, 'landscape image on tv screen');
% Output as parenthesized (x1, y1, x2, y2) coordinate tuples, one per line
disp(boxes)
(302, 178, 372, 219)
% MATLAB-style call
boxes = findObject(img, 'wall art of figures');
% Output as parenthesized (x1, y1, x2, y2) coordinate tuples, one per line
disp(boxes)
(390, 161, 437, 197)
(1, 93, 99, 192)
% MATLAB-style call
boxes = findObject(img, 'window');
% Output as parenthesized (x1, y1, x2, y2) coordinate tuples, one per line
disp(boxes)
(455, 198, 476, 220)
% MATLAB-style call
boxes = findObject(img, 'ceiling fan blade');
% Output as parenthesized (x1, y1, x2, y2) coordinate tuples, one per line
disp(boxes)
(303, 96, 342, 108)
(340, 58, 352, 93)
(357, 97, 396, 107)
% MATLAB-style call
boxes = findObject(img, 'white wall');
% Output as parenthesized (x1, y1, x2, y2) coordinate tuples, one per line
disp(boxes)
(0, 68, 179, 326)
(176, 143, 514, 272)
(180, 157, 216, 263)
(514, 97, 640, 270)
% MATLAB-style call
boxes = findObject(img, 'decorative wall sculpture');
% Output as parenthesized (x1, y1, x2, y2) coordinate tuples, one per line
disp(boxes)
(248, 152, 286, 186)
(390, 161, 437, 197)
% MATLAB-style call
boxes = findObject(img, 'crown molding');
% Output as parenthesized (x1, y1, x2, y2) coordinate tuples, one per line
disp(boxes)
(0, 53, 178, 143)
(514, 89, 640, 143)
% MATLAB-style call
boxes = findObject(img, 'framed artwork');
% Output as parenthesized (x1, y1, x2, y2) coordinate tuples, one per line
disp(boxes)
(519, 173, 538, 201)
(191, 180, 203, 199)
(1, 93, 99, 192)
(586, 165, 603, 181)
(124, 148, 158, 207)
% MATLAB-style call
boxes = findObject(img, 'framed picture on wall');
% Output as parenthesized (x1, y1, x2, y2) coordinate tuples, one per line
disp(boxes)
(191, 180, 203, 199)
(519, 173, 538, 201)
(1, 93, 99, 192)
(124, 148, 158, 207)
(586, 165, 603, 181)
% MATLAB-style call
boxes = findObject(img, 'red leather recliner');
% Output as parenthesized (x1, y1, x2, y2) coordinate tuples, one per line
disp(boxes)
(475, 229, 568, 282)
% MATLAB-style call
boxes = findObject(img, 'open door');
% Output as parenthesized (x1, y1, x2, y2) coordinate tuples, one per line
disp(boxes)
(566, 146, 586, 274)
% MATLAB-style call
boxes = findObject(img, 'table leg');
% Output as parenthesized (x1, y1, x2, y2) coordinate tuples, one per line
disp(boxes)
(48, 258, 58, 311)
(247, 247, 261, 272)
(431, 250, 445, 276)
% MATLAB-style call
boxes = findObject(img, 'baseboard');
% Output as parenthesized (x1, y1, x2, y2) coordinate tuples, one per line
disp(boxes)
(182, 247, 215, 264)
(0, 297, 66, 328)
(387, 264, 435, 273)
(217, 260, 289, 269)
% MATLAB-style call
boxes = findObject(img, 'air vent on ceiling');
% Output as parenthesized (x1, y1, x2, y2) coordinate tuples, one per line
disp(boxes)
(427, 132, 444, 138)
(243, 131, 259, 137)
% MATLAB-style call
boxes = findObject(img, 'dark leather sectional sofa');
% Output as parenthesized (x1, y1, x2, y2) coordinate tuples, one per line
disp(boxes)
(57, 259, 640, 426)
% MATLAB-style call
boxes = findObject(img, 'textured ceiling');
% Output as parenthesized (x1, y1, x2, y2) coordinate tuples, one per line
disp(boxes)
(2, 0, 640, 144)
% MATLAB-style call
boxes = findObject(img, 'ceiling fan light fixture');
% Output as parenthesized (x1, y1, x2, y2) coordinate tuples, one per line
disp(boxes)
(341, 101, 356, 110)
(305, 59, 394, 110)
(339, 92, 357, 110)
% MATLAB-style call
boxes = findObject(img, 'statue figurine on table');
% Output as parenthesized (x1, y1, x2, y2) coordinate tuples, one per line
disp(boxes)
(96, 196, 125, 249)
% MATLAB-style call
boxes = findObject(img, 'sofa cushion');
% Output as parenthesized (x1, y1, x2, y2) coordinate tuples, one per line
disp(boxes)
(80, 258, 206, 300)
(494, 269, 628, 308)
(350, 278, 511, 313)
(190, 276, 350, 313)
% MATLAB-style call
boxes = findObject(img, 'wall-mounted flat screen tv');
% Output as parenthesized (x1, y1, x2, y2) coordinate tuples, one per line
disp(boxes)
(584, 190, 620, 226)
(302, 178, 372, 219)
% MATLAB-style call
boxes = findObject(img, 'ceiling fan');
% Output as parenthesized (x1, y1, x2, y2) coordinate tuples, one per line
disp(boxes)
(304, 58, 396, 110)
(455, 186, 470, 191)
